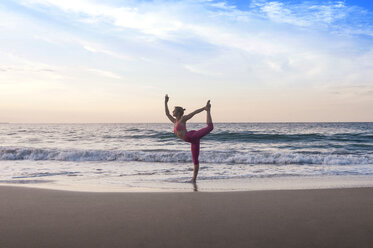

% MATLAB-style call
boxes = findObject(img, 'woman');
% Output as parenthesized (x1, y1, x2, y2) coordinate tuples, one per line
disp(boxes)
(164, 94, 213, 182)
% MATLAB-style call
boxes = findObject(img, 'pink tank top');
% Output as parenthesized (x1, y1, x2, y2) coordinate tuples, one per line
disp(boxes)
(174, 120, 186, 134)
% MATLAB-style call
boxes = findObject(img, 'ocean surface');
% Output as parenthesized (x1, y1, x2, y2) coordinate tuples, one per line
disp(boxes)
(1, 122, 373, 192)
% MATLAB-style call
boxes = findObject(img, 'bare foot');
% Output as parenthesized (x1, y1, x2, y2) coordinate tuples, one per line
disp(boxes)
(205, 100, 211, 111)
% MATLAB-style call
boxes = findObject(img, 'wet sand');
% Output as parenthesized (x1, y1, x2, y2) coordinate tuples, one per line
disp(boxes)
(1, 186, 373, 248)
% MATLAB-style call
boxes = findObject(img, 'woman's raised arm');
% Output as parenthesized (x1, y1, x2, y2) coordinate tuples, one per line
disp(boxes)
(164, 94, 176, 123)
(183, 100, 210, 121)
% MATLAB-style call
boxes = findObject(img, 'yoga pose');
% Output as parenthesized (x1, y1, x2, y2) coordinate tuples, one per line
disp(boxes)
(164, 94, 213, 182)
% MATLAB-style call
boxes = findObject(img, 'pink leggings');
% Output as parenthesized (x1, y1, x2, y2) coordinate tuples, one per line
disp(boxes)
(184, 123, 213, 165)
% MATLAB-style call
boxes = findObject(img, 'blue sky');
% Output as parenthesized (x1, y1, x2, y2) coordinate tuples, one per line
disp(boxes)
(0, 0, 373, 122)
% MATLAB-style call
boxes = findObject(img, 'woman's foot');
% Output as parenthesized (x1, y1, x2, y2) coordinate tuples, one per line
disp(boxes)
(205, 100, 211, 111)
(206, 100, 212, 124)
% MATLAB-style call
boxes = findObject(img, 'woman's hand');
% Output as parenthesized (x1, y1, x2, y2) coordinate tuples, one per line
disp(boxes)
(165, 94, 169, 103)
(205, 100, 211, 111)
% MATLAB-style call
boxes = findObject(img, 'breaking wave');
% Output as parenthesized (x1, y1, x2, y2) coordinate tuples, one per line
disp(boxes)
(1, 147, 373, 165)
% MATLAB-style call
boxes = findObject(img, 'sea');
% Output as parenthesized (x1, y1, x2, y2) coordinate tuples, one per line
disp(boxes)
(1, 122, 373, 192)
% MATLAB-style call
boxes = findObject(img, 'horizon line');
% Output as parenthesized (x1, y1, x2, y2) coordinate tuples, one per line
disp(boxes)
(1, 121, 373, 124)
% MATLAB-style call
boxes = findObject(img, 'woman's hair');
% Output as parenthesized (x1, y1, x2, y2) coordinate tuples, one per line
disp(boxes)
(174, 106, 185, 116)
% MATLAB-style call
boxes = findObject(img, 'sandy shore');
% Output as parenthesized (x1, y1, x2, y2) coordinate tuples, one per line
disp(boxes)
(1, 186, 373, 248)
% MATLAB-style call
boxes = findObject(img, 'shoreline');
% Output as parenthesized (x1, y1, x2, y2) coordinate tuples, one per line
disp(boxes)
(1, 186, 373, 248)
(2, 174, 373, 193)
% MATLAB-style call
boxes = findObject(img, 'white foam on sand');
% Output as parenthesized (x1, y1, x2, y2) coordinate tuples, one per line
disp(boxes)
(2, 174, 373, 193)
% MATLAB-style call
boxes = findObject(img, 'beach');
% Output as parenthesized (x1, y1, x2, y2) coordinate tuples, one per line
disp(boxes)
(1, 186, 373, 248)
(1, 123, 372, 247)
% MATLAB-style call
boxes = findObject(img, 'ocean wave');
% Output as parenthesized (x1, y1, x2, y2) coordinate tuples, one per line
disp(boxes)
(207, 132, 373, 143)
(1, 147, 373, 165)
(101, 130, 373, 143)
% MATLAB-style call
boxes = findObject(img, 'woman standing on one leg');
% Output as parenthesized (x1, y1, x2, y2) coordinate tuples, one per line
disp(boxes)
(164, 94, 213, 182)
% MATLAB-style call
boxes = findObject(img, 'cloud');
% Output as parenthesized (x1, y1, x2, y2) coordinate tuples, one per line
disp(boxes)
(81, 42, 133, 61)
(87, 68, 122, 79)
(208, 1, 236, 10)
(184, 64, 223, 77)
(250, 1, 347, 26)
(21, 0, 185, 40)
(0, 52, 60, 74)
(249, 0, 373, 38)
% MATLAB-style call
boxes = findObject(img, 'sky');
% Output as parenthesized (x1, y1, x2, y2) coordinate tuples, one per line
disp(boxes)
(0, 0, 373, 123)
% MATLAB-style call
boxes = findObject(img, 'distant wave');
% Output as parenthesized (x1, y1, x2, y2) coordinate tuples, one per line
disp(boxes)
(1, 147, 373, 165)
(209, 131, 373, 144)
(102, 130, 373, 143)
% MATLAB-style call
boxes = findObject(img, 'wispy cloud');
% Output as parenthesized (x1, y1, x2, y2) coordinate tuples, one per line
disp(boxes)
(0, 52, 63, 79)
(87, 68, 122, 79)
(81, 42, 133, 61)
(208, 1, 236, 10)
(20, 0, 185, 40)
(184, 64, 223, 77)
(250, 1, 348, 26)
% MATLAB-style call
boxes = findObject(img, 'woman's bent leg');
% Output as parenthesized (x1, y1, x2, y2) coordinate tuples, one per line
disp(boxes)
(191, 141, 200, 181)
(192, 123, 213, 140)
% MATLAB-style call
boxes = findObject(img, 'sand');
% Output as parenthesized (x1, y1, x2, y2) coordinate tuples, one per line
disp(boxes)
(1, 186, 373, 248)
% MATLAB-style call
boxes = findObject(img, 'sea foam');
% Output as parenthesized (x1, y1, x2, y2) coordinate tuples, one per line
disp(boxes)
(1, 147, 372, 165)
